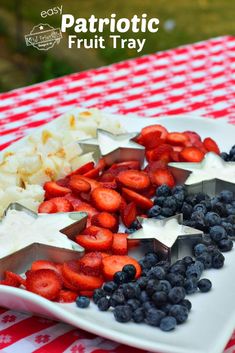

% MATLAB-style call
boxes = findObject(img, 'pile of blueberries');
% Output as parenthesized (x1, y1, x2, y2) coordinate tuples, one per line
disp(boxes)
(221, 145, 235, 161)
(76, 254, 212, 332)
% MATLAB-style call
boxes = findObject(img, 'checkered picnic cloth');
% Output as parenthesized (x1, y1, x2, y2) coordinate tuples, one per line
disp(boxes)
(0, 35, 234, 353)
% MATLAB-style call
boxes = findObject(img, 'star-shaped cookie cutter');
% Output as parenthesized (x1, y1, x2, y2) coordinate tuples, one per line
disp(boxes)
(78, 129, 145, 166)
(127, 214, 203, 263)
(0, 203, 87, 279)
(169, 152, 235, 196)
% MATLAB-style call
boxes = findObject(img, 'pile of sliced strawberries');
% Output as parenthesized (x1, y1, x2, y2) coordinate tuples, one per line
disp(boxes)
(135, 125, 220, 163)
(0, 254, 141, 302)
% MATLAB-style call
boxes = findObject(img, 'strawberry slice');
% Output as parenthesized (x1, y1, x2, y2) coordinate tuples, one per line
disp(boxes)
(31, 260, 61, 276)
(91, 212, 118, 232)
(83, 167, 100, 179)
(170, 150, 180, 162)
(62, 260, 103, 290)
(57, 289, 78, 303)
(166, 132, 190, 146)
(142, 186, 156, 198)
(183, 131, 201, 144)
(76, 176, 101, 192)
(69, 176, 91, 194)
(38, 200, 57, 213)
(96, 158, 107, 172)
(3, 271, 25, 287)
(56, 177, 70, 187)
(64, 193, 83, 209)
(91, 187, 122, 213)
(203, 137, 220, 154)
(44, 181, 71, 198)
(76, 226, 113, 251)
(100, 181, 117, 189)
(122, 188, 153, 210)
(68, 162, 95, 176)
(99, 172, 116, 182)
(149, 168, 175, 188)
(112, 233, 128, 255)
(102, 255, 141, 280)
(61, 275, 79, 291)
(121, 202, 137, 228)
(26, 269, 62, 300)
(146, 144, 173, 163)
(139, 125, 168, 149)
(50, 197, 73, 212)
(109, 160, 141, 171)
(117, 170, 150, 191)
(74, 202, 98, 218)
(179, 147, 205, 162)
(79, 252, 103, 276)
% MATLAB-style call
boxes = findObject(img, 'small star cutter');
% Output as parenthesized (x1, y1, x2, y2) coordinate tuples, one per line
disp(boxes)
(0, 203, 87, 279)
(127, 214, 203, 263)
(78, 129, 145, 166)
(169, 152, 235, 196)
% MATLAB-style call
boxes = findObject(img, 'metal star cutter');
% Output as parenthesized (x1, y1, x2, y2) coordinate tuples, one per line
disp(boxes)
(78, 129, 145, 166)
(169, 152, 235, 196)
(0, 203, 87, 279)
(127, 214, 203, 263)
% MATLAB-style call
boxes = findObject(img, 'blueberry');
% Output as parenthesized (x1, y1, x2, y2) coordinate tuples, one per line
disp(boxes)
(205, 212, 221, 226)
(154, 196, 165, 207)
(218, 238, 233, 252)
(220, 152, 229, 161)
(197, 278, 212, 293)
(130, 220, 141, 230)
(161, 207, 174, 217)
(122, 264, 136, 280)
(142, 301, 155, 313)
(159, 316, 177, 331)
(97, 297, 110, 311)
(226, 204, 235, 216)
(145, 308, 166, 327)
(186, 261, 204, 280)
(181, 203, 193, 219)
(172, 185, 186, 195)
(202, 234, 213, 246)
(184, 277, 198, 294)
(180, 299, 192, 311)
(110, 289, 126, 307)
(166, 273, 185, 287)
(113, 271, 128, 285)
(219, 190, 234, 203)
(156, 260, 171, 272)
(229, 145, 235, 158)
(185, 194, 197, 206)
(169, 263, 186, 276)
(227, 215, 235, 224)
(196, 252, 212, 269)
(132, 307, 145, 323)
(93, 288, 106, 304)
(122, 283, 136, 299)
(146, 279, 160, 295)
(127, 299, 141, 311)
(212, 202, 227, 217)
(103, 281, 118, 294)
(168, 286, 185, 304)
(209, 225, 226, 242)
(191, 211, 206, 230)
(163, 196, 178, 212)
(193, 203, 207, 214)
(144, 252, 159, 267)
(148, 205, 162, 218)
(182, 256, 194, 267)
(195, 192, 207, 203)
(161, 302, 172, 314)
(194, 243, 207, 257)
(157, 280, 172, 294)
(152, 291, 168, 306)
(76, 296, 90, 308)
(200, 199, 212, 211)
(169, 304, 189, 324)
(148, 266, 165, 280)
(156, 184, 171, 197)
(139, 290, 150, 303)
(212, 252, 225, 269)
(221, 222, 234, 237)
(136, 276, 148, 289)
(113, 305, 132, 323)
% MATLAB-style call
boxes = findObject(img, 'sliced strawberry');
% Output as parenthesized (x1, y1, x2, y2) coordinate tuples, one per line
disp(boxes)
(62, 261, 103, 290)
(44, 181, 70, 198)
(203, 137, 220, 154)
(38, 200, 57, 214)
(102, 255, 141, 280)
(91, 187, 122, 213)
(146, 144, 173, 163)
(69, 176, 91, 194)
(120, 197, 127, 214)
(145, 160, 168, 173)
(79, 252, 103, 276)
(142, 186, 156, 198)
(179, 147, 205, 162)
(166, 132, 190, 146)
(100, 180, 117, 189)
(56, 177, 70, 187)
(68, 162, 95, 176)
(183, 131, 201, 144)
(79, 290, 94, 297)
(112, 233, 128, 255)
(26, 269, 62, 300)
(31, 260, 60, 276)
(76, 176, 101, 192)
(172, 146, 183, 152)
(3, 271, 25, 287)
(74, 202, 98, 218)
(149, 168, 175, 188)
(57, 289, 78, 303)
(64, 193, 83, 209)
(83, 167, 100, 179)
(99, 172, 116, 182)
(76, 226, 113, 251)
(121, 202, 137, 228)
(91, 212, 118, 232)
(139, 125, 168, 149)
(170, 150, 180, 162)
(109, 160, 141, 171)
(96, 158, 107, 172)
(122, 188, 153, 210)
(50, 197, 73, 212)
(61, 275, 79, 291)
(117, 170, 150, 191)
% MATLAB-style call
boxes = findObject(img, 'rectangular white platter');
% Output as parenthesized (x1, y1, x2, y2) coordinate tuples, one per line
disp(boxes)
(0, 108, 235, 353)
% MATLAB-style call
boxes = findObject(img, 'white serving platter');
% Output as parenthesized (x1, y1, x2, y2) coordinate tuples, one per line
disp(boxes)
(0, 110, 235, 353)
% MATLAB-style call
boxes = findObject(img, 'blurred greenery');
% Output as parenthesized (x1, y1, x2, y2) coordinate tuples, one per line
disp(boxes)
(0, 0, 235, 92)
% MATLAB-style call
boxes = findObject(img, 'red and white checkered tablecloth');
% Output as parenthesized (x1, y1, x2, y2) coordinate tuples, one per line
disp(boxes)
(0, 35, 235, 353)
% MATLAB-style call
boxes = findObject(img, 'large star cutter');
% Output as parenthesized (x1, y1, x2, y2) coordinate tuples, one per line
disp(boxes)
(78, 129, 145, 166)
(169, 152, 235, 196)
(127, 214, 203, 263)
(0, 203, 87, 280)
